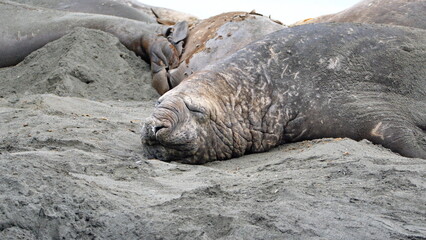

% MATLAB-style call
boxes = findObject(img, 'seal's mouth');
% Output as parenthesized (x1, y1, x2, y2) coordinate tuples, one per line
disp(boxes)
(140, 106, 199, 162)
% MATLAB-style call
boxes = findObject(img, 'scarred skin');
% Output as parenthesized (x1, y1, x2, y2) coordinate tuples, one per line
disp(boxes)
(141, 23, 426, 164)
(295, 0, 426, 30)
(0, 0, 188, 80)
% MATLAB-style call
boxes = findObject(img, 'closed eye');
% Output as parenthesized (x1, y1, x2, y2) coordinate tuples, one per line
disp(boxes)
(184, 100, 206, 116)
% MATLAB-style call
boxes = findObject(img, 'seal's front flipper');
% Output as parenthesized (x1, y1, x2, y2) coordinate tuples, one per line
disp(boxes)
(147, 21, 188, 95)
(130, 21, 188, 95)
(162, 21, 188, 58)
(168, 21, 188, 45)
(148, 38, 180, 94)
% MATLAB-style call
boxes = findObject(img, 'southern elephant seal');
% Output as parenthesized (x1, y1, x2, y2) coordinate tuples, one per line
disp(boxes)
(141, 23, 426, 164)
(295, 0, 426, 30)
(0, 0, 189, 79)
(152, 11, 285, 95)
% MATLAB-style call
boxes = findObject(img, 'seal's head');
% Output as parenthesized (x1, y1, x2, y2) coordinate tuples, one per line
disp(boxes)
(141, 71, 257, 164)
(141, 73, 221, 164)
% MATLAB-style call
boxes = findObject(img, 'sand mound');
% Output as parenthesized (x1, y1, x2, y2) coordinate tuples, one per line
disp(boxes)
(0, 28, 158, 101)
(0, 28, 425, 239)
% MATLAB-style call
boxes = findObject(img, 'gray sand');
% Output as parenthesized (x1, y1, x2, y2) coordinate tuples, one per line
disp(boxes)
(0, 28, 158, 101)
(1, 28, 425, 239)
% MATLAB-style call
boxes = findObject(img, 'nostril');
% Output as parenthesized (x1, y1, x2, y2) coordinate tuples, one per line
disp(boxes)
(153, 125, 167, 135)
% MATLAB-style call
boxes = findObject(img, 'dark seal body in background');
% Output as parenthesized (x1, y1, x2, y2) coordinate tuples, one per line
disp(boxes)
(8, 0, 198, 25)
(297, 0, 426, 30)
(142, 23, 426, 164)
(9, 0, 157, 22)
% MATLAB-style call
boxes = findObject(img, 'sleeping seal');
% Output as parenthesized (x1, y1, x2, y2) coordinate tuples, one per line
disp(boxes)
(141, 23, 426, 164)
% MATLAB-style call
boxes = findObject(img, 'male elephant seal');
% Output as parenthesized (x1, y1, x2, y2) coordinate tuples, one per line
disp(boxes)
(296, 0, 426, 30)
(141, 23, 426, 164)
(0, 0, 188, 77)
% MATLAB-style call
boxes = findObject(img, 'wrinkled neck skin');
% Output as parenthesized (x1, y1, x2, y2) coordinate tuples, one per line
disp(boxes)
(141, 66, 299, 164)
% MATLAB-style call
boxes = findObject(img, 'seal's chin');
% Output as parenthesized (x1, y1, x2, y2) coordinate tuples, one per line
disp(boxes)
(141, 141, 200, 163)
(141, 142, 170, 161)
(141, 132, 198, 161)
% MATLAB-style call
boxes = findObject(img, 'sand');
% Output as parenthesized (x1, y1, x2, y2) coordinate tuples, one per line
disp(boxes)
(1, 28, 425, 239)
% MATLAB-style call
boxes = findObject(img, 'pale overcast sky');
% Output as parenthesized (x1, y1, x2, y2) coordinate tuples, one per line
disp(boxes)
(139, 0, 362, 24)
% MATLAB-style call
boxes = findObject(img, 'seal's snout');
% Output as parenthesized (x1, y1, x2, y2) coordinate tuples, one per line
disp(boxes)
(141, 117, 172, 144)
(141, 95, 204, 162)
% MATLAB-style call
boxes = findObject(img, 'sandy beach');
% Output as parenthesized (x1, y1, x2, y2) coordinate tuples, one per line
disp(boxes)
(1, 27, 425, 239)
